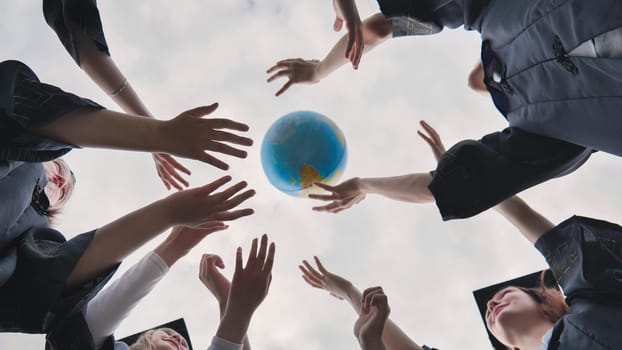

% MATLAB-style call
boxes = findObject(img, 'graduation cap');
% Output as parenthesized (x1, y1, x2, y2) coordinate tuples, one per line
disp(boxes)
(119, 318, 194, 350)
(472, 270, 558, 350)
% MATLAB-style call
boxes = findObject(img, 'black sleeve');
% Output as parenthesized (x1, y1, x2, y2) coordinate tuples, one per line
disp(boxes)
(43, 0, 110, 65)
(428, 127, 593, 220)
(376, 0, 480, 32)
(535, 216, 622, 304)
(0, 60, 103, 162)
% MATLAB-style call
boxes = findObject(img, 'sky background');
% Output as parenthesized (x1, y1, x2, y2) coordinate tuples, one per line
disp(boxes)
(2, 1, 622, 349)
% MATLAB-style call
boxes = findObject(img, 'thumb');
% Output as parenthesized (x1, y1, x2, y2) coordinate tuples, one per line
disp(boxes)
(333, 17, 344, 31)
(183, 102, 219, 118)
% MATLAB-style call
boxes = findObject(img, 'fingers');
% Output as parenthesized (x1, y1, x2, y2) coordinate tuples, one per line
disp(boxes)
(210, 208, 255, 221)
(313, 182, 337, 192)
(361, 286, 384, 310)
(197, 152, 229, 170)
(313, 256, 329, 274)
(162, 153, 191, 175)
(417, 130, 435, 148)
(263, 241, 276, 273)
(185, 103, 219, 117)
(266, 70, 291, 83)
(200, 175, 233, 194)
(206, 118, 251, 133)
(163, 162, 190, 187)
(208, 129, 254, 146)
(312, 201, 344, 213)
(419, 120, 441, 144)
(206, 141, 248, 158)
(235, 246, 243, 274)
(275, 81, 294, 97)
(302, 260, 324, 281)
(308, 193, 338, 201)
(301, 273, 323, 289)
(256, 234, 268, 264)
(247, 237, 259, 269)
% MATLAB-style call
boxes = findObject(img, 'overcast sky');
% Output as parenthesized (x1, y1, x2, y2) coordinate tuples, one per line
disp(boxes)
(2, 1, 622, 349)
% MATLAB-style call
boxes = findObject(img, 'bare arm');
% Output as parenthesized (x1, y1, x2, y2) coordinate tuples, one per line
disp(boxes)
(34, 104, 252, 170)
(267, 12, 392, 96)
(71, 24, 193, 190)
(66, 176, 255, 288)
(493, 196, 554, 244)
(300, 257, 423, 350)
(417, 121, 554, 244)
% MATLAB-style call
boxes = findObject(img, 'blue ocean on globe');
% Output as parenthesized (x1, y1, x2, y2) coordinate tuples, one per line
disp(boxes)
(261, 111, 347, 196)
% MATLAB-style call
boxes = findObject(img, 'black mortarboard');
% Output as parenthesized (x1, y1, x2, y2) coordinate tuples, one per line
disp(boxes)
(119, 318, 193, 350)
(472, 270, 558, 350)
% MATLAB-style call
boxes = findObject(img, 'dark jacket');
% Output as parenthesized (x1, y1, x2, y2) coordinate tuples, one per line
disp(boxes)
(376, 0, 622, 220)
(0, 60, 115, 335)
(536, 216, 622, 350)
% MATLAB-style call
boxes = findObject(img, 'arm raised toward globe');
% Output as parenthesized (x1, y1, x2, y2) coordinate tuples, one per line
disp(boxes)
(309, 120, 437, 213)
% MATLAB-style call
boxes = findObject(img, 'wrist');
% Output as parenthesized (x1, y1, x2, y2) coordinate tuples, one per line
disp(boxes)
(153, 242, 184, 267)
(356, 177, 370, 193)
(216, 308, 253, 344)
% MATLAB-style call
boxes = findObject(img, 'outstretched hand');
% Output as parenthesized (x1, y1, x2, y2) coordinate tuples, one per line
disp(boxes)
(354, 287, 390, 349)
(199, 254, 231, 310)
(160, 103, 253, 170)
(266, 59, 321, 96)
(332, 0, 364, 68)
(417, 120, 446, 162)
(299, 256, 353, 300)
(308, 178, 366, 213)
(165, 175, 255, 228)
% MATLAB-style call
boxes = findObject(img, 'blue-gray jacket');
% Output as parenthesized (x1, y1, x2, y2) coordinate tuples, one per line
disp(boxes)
(377, 0, 621, 220)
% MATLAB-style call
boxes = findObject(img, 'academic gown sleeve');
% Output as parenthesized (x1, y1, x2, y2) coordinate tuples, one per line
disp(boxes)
(43, 0, 110, 65)
(376, 0, 489, 36)
(428, 127, 593, 220)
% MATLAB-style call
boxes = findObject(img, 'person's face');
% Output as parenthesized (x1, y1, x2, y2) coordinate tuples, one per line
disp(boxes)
(485, 287, 544, 344)
(149, 328, 189, 350)
(43, 159, 73, 208)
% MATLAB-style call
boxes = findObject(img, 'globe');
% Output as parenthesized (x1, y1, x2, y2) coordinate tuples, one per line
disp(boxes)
(261, 111, 347, 196)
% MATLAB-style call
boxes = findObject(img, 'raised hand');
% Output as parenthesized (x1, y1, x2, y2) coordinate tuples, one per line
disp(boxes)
(199, 254, 231, 311)
(308, 178, 366, 213)
(160, 103, 253, 170)
(266, 59, 321, 96)
(154, 225, 227, 267)
(416, 120, 446, 162)
(354, 287, 390, 350)
(299, 256, 353, 300)
(332, 0, 364, 68)
(165, 175, 255, 228)
(226, 234, 276, 315)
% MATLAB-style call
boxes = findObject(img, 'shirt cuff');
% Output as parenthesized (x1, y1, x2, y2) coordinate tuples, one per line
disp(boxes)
(389, 16, 436, 37)
(146, 250, 170, 274)
(208, 336, 244, 350)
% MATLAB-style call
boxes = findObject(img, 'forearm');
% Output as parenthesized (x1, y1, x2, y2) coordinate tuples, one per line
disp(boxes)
(316, 13, 391, 79)
(216, 300, 251, 350)
(494, 196, 554, 244)
(66, 198, 174, 287)
(359, 173, 435, 203)
(34, 107, 164, 152)
(72, 24, 153, 117)
(215, 311, 252, 345)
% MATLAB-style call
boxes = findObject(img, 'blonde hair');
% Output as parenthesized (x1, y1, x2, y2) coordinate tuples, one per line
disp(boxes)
(128, 330, 156, 350)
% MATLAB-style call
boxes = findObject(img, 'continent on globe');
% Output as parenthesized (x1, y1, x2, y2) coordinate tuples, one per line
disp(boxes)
(261, 111, 347, 196)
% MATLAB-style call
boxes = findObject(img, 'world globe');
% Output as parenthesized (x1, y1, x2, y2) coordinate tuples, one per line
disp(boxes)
(261, 111, 347, 196)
